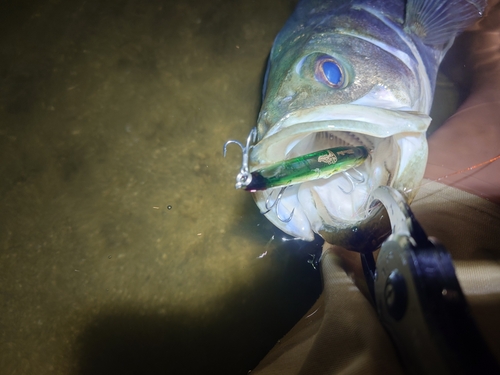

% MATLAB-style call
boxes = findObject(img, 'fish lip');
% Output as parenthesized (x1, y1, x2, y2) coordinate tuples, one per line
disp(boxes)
(250, 104, 430, 241)
(253, 104, 430, 164)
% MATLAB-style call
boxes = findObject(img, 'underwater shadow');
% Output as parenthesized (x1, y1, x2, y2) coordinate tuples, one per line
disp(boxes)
(75, 234, 323, 375)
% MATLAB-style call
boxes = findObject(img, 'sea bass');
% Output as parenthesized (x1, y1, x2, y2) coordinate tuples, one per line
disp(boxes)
(225, 0, 486, 243)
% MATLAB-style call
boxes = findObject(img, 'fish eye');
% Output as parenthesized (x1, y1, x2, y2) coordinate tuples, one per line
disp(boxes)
(322, 61, 342, 85)
(314, 55, 345, 88)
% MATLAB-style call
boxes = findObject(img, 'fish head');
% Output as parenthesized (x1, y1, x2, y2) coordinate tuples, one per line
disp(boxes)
(250, 6, 437, 242)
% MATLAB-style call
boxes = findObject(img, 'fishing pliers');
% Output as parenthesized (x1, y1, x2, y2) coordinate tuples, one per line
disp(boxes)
(362, 186, 500, 375)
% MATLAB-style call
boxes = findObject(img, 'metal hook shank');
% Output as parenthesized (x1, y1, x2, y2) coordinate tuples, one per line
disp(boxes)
(223, 128, 257, 189)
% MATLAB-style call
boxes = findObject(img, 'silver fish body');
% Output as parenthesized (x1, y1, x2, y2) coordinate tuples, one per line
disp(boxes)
(246, 0, 486, 241)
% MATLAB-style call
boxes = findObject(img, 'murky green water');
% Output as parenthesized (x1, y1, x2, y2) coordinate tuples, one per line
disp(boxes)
(0, 1, 326, 374)
(0, 1, 466, 374)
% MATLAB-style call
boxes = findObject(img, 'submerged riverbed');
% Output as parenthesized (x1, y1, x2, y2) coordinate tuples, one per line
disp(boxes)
(0, 0, 461, 374)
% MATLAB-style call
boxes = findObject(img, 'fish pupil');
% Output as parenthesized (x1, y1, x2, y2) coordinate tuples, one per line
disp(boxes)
(322, 60, 342, 86)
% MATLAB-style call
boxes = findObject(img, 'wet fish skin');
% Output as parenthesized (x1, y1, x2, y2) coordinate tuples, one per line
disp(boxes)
(249, 0, 487, 241)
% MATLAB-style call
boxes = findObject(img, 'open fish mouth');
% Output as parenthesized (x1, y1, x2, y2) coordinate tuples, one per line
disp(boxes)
(223, 0, 487, 244)
(250, 104, 431, 241)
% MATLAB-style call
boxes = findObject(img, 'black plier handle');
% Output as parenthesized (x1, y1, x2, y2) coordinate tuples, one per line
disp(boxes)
(361, 186, 500, 375)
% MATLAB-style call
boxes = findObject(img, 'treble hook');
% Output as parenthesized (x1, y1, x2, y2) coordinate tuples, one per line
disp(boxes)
(261, 186, 295, 223)
(223, 127, 257, 189)
(339, 168, 365, 194)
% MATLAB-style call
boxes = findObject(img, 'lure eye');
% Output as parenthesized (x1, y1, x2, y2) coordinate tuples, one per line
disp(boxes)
(315, 56, 345, 88)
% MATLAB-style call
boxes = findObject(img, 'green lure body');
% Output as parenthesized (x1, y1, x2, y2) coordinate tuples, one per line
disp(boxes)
(245, 146, 369, 191)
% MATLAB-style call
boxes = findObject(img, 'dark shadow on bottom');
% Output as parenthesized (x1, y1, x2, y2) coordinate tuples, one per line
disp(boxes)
(75, 233, 324, 375)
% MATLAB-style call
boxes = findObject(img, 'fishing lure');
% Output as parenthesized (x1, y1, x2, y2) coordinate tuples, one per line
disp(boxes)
(243, 145, 369, 192)
(223, 129, 370, 222)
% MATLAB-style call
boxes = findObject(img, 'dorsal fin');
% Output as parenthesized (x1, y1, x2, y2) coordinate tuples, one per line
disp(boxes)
(404, 0, 487, 45)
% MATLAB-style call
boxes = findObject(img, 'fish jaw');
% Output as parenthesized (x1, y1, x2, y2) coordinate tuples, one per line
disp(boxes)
(250, 104, 430, 241)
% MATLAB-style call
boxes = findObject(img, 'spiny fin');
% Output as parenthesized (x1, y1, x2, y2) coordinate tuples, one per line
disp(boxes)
(404, 0, 487, 45)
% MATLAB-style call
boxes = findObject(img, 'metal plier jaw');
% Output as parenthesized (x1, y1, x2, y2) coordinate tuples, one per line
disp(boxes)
(363, 186, 499, 375)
